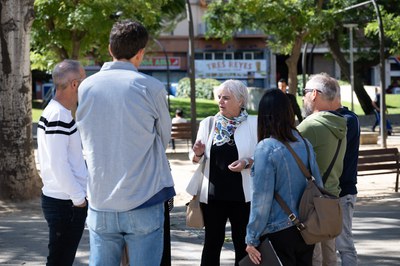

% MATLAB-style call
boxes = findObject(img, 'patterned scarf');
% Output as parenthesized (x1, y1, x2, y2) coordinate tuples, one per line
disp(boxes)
(213, 110, 248, 146)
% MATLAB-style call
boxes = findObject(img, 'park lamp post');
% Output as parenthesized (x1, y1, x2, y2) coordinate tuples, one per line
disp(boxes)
(371, 0, 387, 148)
(343, 23, 357, 112)
(337, 0, 387, 147)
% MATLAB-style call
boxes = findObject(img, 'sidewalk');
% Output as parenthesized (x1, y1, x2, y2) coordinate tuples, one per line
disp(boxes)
(1, 137, 400, 265)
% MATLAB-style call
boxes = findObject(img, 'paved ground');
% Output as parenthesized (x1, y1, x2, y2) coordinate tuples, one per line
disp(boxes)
(1, 122, 400, 265)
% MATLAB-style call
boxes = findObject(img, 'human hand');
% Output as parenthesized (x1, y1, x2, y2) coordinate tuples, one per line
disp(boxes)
(74, 200, 87, 208)
(246, 245, 261, 264)
(228, 159, 247, 172)
(192, 140, 205, 157)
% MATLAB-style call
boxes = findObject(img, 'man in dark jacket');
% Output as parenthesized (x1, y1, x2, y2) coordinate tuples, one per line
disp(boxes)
(332, 79, 359, 266)
(278, 78, 303, 123)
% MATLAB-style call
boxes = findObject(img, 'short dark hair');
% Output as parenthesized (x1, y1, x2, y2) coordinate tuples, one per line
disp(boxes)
(257, 89, 297, 142)
(109, 20, 148, 60)
(175, 108, 184, 117)
(278, 78, 287, 83)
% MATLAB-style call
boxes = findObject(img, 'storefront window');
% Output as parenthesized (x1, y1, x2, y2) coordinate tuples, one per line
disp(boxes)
(215, 52, 224, 59)
(224, 52, 234, 60)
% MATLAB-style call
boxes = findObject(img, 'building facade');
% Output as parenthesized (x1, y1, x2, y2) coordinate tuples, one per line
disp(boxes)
(140, 0, 276, 91)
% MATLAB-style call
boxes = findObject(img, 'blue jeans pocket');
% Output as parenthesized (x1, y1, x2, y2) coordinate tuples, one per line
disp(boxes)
(127, 204, 163, 235)
(87, 208, 107, 232)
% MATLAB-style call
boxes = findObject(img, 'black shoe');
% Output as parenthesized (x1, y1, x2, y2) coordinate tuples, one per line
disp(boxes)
(371, 126, 376, 132)
(388, 131, 392, 136)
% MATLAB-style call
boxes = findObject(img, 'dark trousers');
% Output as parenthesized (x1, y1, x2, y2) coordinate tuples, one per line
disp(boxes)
(41, 194, 87, 266)
(266, 226, 314, 266)
(200, 200, 250, 266)
(160, 200, 171, 266)
(373, 110, 392, 132)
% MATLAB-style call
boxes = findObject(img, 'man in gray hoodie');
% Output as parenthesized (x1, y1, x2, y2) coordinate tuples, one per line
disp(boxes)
(76, 20, 175, 265)
(298, 73, 347, 266)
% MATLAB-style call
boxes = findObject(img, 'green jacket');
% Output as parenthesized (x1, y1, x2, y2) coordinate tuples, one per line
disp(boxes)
(298, 111, 347, 196)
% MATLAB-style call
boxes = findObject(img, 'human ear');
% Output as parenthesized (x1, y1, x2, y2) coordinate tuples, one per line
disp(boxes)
(108, 44, 114, 58)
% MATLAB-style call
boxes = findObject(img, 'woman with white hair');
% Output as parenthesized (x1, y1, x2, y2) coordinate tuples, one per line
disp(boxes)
(186, 79, 258, 265)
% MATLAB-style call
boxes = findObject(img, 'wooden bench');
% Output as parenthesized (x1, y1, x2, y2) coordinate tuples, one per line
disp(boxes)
(171, 122, 193, 141)
(357, 148, 400, 192)
(170, 122, 198, 150)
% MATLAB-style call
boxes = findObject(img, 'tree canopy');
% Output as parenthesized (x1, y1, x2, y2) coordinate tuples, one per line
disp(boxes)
(31, 0, 186, 71)
(204, 0, 400, 114)
(204, 0, 337, 94)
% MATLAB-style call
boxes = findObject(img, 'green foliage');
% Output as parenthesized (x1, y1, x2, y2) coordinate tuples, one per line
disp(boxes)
(169, 98, 257, 120)
(32, 95, 400, 123)
(204, 0, 338, 94)
(331, 1, 400, 62)
(366, 10, 400, 55)
(31, 0, 186, 71)
(204, 0, 336, 55)
(176, 78, 221, 100)
(386, 94, 400, 111)
(169, 98, 220, 120)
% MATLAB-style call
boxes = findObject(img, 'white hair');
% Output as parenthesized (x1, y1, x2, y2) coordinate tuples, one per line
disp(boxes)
(306, 73, 338, 101)
(215, 79, 248, 108)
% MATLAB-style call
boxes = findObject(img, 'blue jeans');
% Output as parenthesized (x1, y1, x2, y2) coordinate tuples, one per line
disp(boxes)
(373, 110, 392, 132)
(41, 194, 87, 266)
(87, 202, 164, 266)
(336, 194, 358, 266)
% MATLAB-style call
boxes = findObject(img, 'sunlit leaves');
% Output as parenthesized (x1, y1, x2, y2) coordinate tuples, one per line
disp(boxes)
(31, 0, 185, 70)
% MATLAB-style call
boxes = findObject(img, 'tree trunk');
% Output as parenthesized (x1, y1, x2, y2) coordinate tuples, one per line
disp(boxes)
(286, 34, 303, 95)
(327, 30, 374, 115)
(0, 0, 42, 201)
(71, 30, 85, 59)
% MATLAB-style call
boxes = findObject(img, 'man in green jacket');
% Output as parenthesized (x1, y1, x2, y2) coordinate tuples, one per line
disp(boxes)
(298, 73, 347, 266)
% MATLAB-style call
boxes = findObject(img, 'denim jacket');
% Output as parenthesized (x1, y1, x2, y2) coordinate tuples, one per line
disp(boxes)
(245, 131, 323, 246)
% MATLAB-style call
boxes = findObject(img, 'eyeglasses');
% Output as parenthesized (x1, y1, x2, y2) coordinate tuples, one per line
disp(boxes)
(302, 88, 322, 96)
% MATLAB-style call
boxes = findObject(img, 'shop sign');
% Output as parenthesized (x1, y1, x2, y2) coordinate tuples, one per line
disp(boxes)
(140, 57, 181, 69)
(195, 60, 267, 79)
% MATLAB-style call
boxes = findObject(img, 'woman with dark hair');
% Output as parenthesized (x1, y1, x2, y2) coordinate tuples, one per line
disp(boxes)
(244, 89, 323, 266)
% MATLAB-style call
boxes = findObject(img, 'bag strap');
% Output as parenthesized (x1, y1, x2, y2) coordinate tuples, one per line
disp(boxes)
(282, 140, 312, 180)
(195, 116, 214, 197)
(274, 193, 305, 231)
(273, 138, 313, 231)
(274, 137, 341, 230)
(322, 139, 342, 184)
(285, 136, 342, 184)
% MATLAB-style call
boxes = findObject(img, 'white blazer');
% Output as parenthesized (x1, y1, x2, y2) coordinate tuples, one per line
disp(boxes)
(186, 115, 258, 203)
